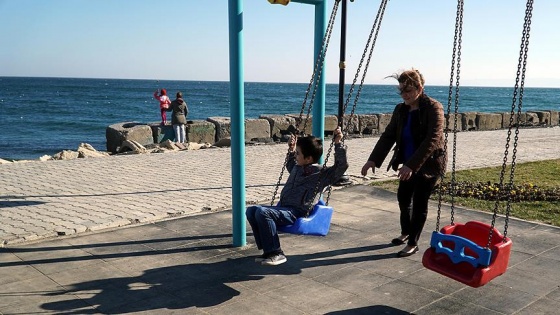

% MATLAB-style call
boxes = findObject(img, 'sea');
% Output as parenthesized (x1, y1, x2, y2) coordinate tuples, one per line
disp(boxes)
(1, 76, 559, 161)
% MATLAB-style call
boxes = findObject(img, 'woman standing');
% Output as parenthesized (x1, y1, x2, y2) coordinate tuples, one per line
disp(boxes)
(361, 69, 447, 257)
(169, 91, 188, 144)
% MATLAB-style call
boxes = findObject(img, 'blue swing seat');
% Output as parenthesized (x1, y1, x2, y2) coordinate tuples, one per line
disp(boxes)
(277, 200, 334, 236)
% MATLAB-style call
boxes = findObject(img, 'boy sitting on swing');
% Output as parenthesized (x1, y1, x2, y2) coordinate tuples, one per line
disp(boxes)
(246, 127, 349, 266)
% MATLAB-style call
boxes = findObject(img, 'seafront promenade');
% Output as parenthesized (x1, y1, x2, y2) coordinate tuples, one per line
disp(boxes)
(1, 126, 559, 246)
(1, 126, 559, 314)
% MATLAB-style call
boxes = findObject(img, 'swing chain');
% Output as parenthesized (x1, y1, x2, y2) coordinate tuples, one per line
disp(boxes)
(312, 0, 389, 208)
(340, 0, 389, 143)
(436, 0, 463, 231)
(488, 0, 533, 246)
(270, 1, 340, 206)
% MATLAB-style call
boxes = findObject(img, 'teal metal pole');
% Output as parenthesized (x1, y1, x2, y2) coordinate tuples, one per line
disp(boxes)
(313, 0, 327, 160)
(228, 0, 246, 247)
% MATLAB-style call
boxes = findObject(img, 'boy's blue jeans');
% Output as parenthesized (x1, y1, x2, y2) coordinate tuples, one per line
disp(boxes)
(246, 205, 298, 255)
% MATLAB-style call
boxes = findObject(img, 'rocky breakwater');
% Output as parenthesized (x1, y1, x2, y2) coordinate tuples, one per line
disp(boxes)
(106, 110, 560, 154)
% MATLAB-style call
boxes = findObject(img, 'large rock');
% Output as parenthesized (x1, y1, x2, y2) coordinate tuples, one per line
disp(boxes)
(476, 113, 502, 130)
(377, 114, 392, 134)
(462, 112, 478, 131)
(358, 114, 379, 135)
(549, 110, 559, 126)
(245, 118, 270, 141)
(444, 113, 463, 132)
(52, 150, 79, 160)
(207, 117, 231, 143)
(119, 140, 147, 154)
(149, 123, 175, 143)
(77, 143, 109, 158)
(106, 122, 154, 154)
(260, 115, 296, 141)
(187, 120, 216, 144)
(529, 111, 552, 126)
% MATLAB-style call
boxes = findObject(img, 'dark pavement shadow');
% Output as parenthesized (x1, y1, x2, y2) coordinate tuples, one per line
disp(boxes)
(39, 244, 397, 313)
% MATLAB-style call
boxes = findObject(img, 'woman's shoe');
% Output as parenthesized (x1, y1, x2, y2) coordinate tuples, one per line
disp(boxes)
(391, 235, 409, 245)
(397, 245, 418, 257)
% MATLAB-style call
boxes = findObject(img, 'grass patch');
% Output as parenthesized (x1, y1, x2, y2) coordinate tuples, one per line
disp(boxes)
(370, 159, 560, 227)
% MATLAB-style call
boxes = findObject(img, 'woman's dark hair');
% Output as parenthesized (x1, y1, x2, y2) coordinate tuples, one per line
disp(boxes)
(297, 136, 323, 163)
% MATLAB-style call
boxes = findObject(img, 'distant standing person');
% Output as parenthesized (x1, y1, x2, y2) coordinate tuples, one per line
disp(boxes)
(154, 88, 171, 125)
(169, 91, 189, 144)
(361, 69, 447, 258)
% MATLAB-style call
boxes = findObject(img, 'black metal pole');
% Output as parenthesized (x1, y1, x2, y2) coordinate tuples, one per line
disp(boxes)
(335, 0, 351, 186)
(338, 0, 347, 123)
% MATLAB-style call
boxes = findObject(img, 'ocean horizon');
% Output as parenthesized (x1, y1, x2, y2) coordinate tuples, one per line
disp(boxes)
(1, 76, 559, 161)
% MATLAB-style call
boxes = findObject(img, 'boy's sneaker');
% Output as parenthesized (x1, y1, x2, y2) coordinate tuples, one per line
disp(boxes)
(260, 254, 287, 266)
(254, 254, 267, 263)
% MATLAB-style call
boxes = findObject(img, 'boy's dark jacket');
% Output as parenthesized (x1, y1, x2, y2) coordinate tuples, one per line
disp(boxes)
(368, 93, 447, 179)
(279, 143, 349, 216)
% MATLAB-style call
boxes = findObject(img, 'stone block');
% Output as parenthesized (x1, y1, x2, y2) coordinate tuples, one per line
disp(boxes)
(549, 110, 559, 126)
(245, 118, 270, 141)
(149, 123, 175, 143)
(286, 114, 313, 135)
(324, 115, 339, 135)
(529, 111, 551, 126)
(377, 114, 392, 134)
(187, 120, 215, 144)
(207, 117, 231, 143)
(106, 122, 154, 154)
(358, 114, 379, 135)
(260, 115, 296, 141)
(285, 114, 339, 136)
(476, 113, 502, 130)
(340, 114, 360, 135)
(520, 112, 539, 126)
(444, 113, 463, 132)
(462, 112, 478, 131)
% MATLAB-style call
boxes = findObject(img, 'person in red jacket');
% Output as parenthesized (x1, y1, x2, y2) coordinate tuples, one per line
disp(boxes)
(154, 88, 171, 125)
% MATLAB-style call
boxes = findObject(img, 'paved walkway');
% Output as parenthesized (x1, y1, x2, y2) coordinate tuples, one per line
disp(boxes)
(0, 126, 559, 314)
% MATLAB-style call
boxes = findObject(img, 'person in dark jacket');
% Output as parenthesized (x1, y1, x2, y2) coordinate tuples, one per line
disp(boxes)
(361, 69, 447, 257)
(168, 92, 189, 143)
(246, 127, 349, 266)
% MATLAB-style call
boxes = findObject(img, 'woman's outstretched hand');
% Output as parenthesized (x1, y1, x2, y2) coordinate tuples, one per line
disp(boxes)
(361, 161, 376, 176)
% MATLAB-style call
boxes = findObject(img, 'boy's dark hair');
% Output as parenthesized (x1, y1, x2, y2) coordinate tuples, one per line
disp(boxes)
(297, 136, 323, 163)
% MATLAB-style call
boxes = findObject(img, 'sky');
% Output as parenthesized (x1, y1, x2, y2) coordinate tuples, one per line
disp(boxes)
(0, 0, 558, 87)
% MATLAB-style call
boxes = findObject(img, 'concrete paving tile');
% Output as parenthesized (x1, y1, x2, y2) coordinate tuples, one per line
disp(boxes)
(46, 261, 135, 292)
(107, 295, 207, 314)
(515, 297, 560, 315)
(414, 296, 504, 315)
(356, 280, 444, 313)
(314, 266, 395, 294)
(204, 285, 306, 315)
(540, 245, 560, 261)
(399, 268, 466, 295)
(451, 282, 540, 314)
(0, 273, 86, 311)
(546, 287, 560, 302)
(357, 254, 424, 280)
(508, 249, 535, 266)
(508, 229, 560, 255)
(490, 266, 559, 296)
(513, 255, 560, 283)
(323, 301, 412, 315)
(4, 245, 103, 276)
(265, 278, 356, 314)
(0, 251, 46, 284)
